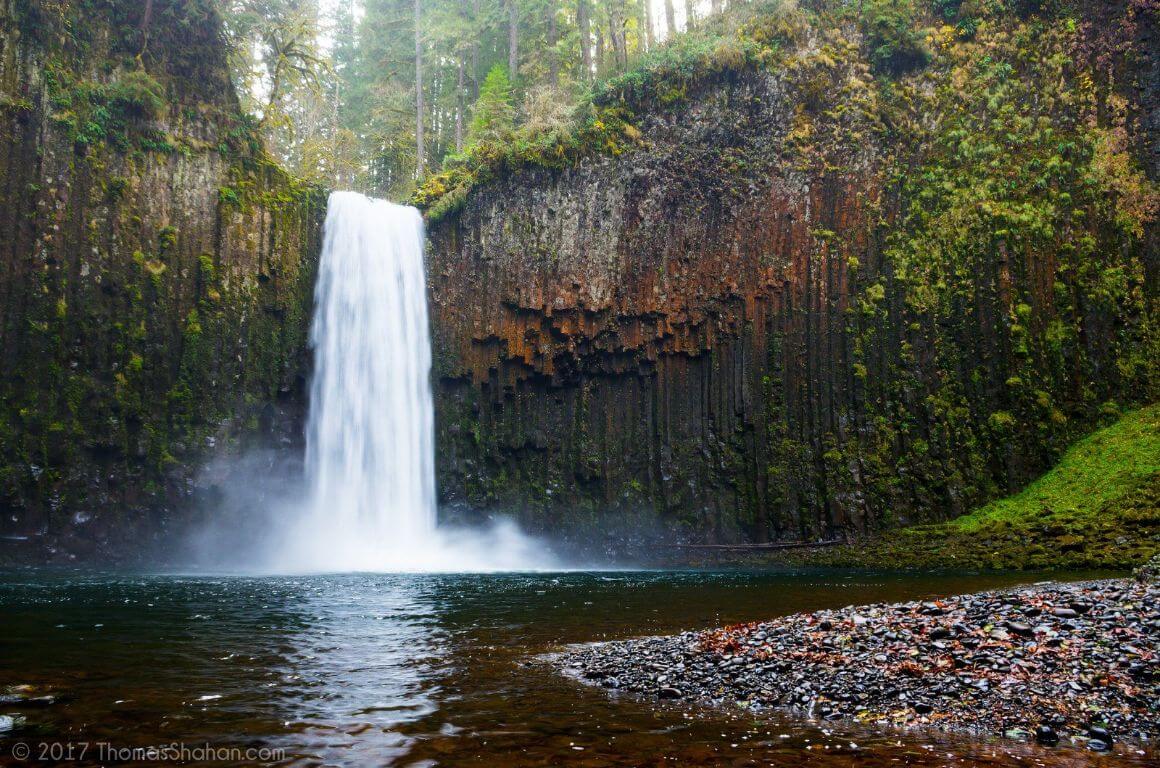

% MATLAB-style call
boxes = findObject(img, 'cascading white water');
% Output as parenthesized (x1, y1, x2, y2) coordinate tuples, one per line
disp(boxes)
(275, 190, 555, 572)
(292, 191, 436, 566)
(309, 191, 435, 541)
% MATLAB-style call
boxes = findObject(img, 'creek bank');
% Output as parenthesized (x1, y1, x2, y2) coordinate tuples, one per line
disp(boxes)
(557, 577, 1159, 754)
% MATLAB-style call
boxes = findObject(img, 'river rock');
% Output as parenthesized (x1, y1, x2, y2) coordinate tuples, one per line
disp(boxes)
(1035, 725, 1059, 744)
(554, 578, 1159, 754)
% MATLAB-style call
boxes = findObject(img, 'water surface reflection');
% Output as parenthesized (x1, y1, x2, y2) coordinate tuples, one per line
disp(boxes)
(0, 570, 1149, 766)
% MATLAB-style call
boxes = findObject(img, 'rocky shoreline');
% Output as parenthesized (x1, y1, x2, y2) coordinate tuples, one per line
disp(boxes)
(557, 577, 1158, 754)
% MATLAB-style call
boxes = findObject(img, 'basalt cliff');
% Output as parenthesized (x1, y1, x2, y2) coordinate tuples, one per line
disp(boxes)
(0, 0, 1156, 562)
(422, 1, 1158, 550)
(0, 0, 323, 560)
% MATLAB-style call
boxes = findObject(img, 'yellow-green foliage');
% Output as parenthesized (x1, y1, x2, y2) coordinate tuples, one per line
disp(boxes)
(953, 403, 1159, 533)
(851, 16, 1158, 478)
(860, 0, 932, 75)
(43, 61, 176, 153)
(107, 70, 167, 120)
(413, 104, 647, 220)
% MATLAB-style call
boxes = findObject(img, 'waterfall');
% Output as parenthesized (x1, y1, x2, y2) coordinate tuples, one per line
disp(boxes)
(299, 192, 436, 562)
(270, 190, 555, 573)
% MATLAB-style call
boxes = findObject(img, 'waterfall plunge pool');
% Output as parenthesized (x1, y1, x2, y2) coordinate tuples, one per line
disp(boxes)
(0, 568, 1146, 767)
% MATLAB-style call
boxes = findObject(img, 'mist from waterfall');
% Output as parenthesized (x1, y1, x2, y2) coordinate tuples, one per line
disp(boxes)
(269, 191, 555, 573)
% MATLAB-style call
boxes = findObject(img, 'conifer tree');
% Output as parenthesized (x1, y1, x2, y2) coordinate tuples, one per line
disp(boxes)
(467, 64, 515, 147)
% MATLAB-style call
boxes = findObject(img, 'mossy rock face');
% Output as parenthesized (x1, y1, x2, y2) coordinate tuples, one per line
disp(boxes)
(2, 1, 1158, 561)
(423, 2, 1158, 549)
(784, 405, 1160, 571)
(0, 0, 325, 562)
(1108, 475, 1160, 525)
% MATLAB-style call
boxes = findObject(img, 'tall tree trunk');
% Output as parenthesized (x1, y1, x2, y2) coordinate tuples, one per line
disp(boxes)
(664, 0, 676, 40)
(547, 3, 559, 85)
(595, 21, 605, 78)
(331, 77, 341, 183)
(609, 0, 627, 72)
(711, 0, 721, 15)
(685, 0, 696, 31)
(471, 0, 481, 98)
(643, 0, 653, 52)
(263, 57, 285, 128)
(415, 0, 425, 176)
(455, 55, 465, 152)
(577, 0, 592, 82)
(507, 0, 519, 81)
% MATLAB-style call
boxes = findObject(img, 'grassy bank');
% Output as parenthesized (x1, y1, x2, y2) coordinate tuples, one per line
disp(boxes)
(792, 404, 1160, 570)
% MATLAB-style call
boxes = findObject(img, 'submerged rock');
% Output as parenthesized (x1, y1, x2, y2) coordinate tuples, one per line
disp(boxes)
(0, 714, 24, 733)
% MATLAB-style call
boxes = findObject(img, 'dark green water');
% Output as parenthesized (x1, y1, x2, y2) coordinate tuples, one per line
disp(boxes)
(0, 569, 1148, 767)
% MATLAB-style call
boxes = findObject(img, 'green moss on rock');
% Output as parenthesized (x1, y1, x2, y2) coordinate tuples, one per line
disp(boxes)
(0, 0, 324, 559)
(791, 404, 1159, 570)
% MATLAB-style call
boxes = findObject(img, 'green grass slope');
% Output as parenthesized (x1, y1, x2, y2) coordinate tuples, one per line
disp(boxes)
(799, 405, 1160, 570)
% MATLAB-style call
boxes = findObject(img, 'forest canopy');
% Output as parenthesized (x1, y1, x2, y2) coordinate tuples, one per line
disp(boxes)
(219, 0, 716, 197)
(216, 0, 1105, 200)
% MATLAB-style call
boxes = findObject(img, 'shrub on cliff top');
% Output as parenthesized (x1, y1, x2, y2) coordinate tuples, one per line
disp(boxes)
(415, 17, 765, 219)
(413, 101, 642, 220)
(592, 35, 760, 110)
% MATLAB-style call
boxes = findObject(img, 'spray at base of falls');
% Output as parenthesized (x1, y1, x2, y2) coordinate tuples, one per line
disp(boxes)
(273, 191, 555, 573)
